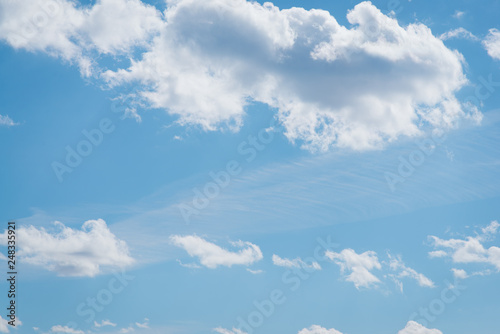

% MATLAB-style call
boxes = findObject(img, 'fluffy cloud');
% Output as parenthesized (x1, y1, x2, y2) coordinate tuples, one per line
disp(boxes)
(0, 219, 134, 277)
(272, 254, 321, 270)
(0, 115, 17, 127)
(0, 317, 21, 333)
(298, 325, 343, 334)
(50, 325, 84, 334)
(81, 0, 163, 55)
(170, 235, 262, 268)
(0, 316, 9, 333)
(428, 221, 500, 273)
(0, 0, 163, 76)
(326, 248, 381, 289)
(104, 0, 478, 151)
(213, 328, 247, 334)
(451, 268, 468, 279)
(0, 0, 479, 151)
(484, 29, 500, 60)
(297, 322, 441, 334)
(397, 321, 442, 334)
(0, 0, 87, 73)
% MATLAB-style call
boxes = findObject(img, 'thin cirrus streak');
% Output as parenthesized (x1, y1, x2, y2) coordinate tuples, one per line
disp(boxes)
(90, 112, 500, 265)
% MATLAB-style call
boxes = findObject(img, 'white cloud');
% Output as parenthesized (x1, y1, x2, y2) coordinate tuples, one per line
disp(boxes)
(453, 11, 465, 19)
(105, 0, 480, 150)
(246, 268, 264, 274)
(439, 28, 478, 41)
(428, 250, 447, 258)
(298, 325, 343, 334)
(326, 248, 381, 289)
(0, 219, 134, 277)
(119, 326, 135, 333)
(484, 29, 500, 60)
(0, 0, 163, 76)
(176, 259, 201, 269)
(94, 320, 117, 328)
(50, 325, 84, 334)
(135, 318, 149, 329)
(0, 316, 21, 333)
(429, 221, 500, 273)
(397, 321, 442, 334)
(0, 0, 88, 74)
(81, 0, 163, 55)
(451, 268, 468, 279)
(481, 220, 500, 239)
(0, 0, 479, 151)
(104, 0, 477, 151)
(170, 235, 263, 269)
(213, 328, 247, 334)
(272, 254, 321, 270)
(0, 316, 9, 333)
(298, 322, 441, 334)
(0, 115, 17, 127)
(387, 254, 435, 289)
(326, 249, 433, 291)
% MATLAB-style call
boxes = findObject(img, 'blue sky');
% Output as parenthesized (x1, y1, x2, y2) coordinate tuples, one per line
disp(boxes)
(0, 0, 500, 333)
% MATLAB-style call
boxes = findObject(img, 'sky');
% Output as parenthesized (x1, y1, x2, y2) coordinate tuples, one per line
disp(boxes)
(0, 0, 500, 333)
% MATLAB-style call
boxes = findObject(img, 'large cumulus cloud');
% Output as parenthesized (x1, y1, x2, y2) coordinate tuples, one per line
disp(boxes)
(0, 0, 481, 150)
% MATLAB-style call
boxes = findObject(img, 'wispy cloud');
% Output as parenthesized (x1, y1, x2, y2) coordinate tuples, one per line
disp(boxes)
(386, 253, 435, 290)
(453, 10, 465, 19)
(119, 326, 134, 333)
(439, 27, 478, 41)
(326, 248, 434, 291)
(63, 113, 500, 268)
(246, 268, 264, 275)
(176, 259, 201, 269)
(135, 318, 149, 329)
(272, 254, 321, 270)
(0, 114, 18, 127)
(94, 319, 117, 328)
